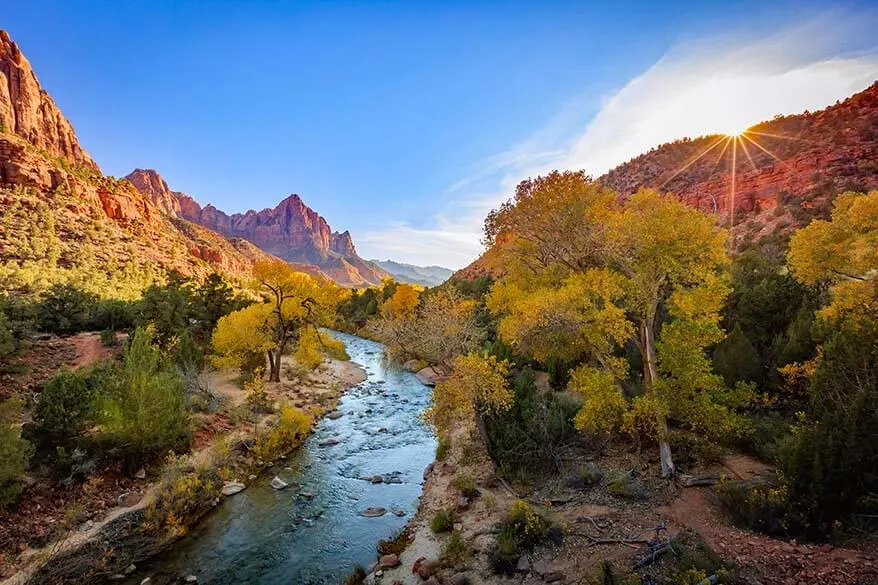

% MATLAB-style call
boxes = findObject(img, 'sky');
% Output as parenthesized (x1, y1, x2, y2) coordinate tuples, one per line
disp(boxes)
(5, 1, 878, 269)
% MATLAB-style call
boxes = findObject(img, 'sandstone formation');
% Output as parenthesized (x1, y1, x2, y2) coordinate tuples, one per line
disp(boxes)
(0, 30, 97, 170)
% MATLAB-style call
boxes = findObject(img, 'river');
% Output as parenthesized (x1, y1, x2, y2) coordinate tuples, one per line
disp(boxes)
(129, 332, 436, 585)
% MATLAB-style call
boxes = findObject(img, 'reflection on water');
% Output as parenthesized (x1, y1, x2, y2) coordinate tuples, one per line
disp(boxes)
(132, 332, 435, 585)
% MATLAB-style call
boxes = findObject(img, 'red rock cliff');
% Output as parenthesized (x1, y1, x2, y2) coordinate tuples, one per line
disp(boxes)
(0, 30, 98, 170)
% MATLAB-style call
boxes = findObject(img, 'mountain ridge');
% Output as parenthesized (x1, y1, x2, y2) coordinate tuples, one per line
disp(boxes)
(123, 168, 388, 287)
(371, 259, 452, 287)
(455, 80, 878, 280)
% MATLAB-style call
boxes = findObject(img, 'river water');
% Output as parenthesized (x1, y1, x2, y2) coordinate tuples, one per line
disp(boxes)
(131, 332, 436, 585)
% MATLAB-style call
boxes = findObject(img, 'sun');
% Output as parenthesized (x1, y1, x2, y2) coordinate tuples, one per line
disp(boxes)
(719, 122, 751, 137)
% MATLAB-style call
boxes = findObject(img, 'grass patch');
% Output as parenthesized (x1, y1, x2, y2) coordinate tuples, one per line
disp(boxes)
(451, 474, 480, 498)
(435, 436, 451, 461)
(431, 508, 455, 533)
(440, 530, 472, 567)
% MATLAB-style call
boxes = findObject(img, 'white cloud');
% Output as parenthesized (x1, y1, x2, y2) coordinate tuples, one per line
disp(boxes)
(361, 12, 878, 269)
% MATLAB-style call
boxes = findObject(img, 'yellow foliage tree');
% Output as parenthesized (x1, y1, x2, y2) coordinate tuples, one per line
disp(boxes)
(788, 190, 878, 326)
(212, 261, 342, 382)
(485, 171, 731, 477)
(425, 353, 512, 442)
(382, 283, 420, 317)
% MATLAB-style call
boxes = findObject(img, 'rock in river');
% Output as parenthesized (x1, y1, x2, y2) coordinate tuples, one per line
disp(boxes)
(270, 476, 289, 490)
(221, 482, 246, 496)
(360, 507, 387, 517)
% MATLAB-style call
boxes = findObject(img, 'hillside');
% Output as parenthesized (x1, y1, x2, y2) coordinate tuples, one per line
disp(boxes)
(0, 31, 275, 297)
(455, 81, 878, 280)
(370, 259, 452, 286)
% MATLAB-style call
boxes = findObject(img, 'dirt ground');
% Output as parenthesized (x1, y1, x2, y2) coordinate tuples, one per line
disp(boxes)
(364, 431, 878, 585)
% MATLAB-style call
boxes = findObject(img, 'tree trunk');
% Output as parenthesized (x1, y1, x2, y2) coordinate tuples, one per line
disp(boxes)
(641, 316, 675, 479)
(267, 350, 281, 383)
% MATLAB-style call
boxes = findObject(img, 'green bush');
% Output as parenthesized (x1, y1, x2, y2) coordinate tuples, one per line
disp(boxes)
(778, 322, 878, 538)
(0, 397, 34, 508)
(33, 369, 95, 444)
(431, 508, 455, 533)
(36, 283, 97, 335)
(485, 368, 581, 477)
(714, 481, 790, 536)
(99, 329, 190, 471)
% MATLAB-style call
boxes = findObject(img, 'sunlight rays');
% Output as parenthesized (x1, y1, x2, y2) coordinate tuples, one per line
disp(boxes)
(655, 124, 811, 244)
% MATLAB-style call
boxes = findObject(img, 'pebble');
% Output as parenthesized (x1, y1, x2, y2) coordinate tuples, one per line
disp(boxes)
(270, 476, 288, 490)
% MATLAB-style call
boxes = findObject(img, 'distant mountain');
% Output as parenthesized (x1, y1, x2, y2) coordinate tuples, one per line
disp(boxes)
(455, 81, 878, 280)
(125, 168, 388, 288)
(371, 260, 452, 287)
(0, 30, 275, 295)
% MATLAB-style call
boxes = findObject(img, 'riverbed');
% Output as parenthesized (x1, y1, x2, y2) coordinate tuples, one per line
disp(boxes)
(130, 332, 436, 585)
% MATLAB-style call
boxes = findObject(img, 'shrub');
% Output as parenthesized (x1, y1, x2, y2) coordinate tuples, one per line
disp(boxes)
(714, 481, 789, 536)
(377, 526, 412, 556)
(99, 329, 190, 471)
(565, 463, 603, 490)
(484, 368, 581, 477)
(490, 500, 558, 574)
(778, 322, 878, 538)
(99, 328, 117, 347)
(342, 565, 366, 585)
(451, 474, 480, 498)
(431, 508, 455, 533)
(251, 405, 312, 461)
(33, 369, 94, 444)
(435, 436, 450, 461)
(0, 397, 34, 508)
(142, 454, 223, 537)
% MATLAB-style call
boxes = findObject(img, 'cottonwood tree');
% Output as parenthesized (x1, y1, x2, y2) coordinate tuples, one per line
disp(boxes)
(212, 261, 340, 382)
(425, 353, 513, 445)
(485, 171, 732, 477)
(788, 190, 877, 322)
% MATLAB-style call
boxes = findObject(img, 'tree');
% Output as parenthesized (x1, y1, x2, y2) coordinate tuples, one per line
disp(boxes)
(425, 353, 513, 445)
(213, 261, 340, 382)
(190, 273, 241, 342)
(36, 283, 97, 335)
(99, 328, 190, 470)
(138, 271, 192, 349)
(788, 190, 877, 325)
(485, 172, 731, 477)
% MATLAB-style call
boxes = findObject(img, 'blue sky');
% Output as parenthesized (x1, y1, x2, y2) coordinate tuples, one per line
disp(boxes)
(5, 1, 878, 268)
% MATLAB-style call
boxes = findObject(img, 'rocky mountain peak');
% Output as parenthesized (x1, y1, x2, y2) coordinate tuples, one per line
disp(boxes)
(0, 30, 98, 170)
(330, 230, 357, 257)
(124, 168, 183, 216)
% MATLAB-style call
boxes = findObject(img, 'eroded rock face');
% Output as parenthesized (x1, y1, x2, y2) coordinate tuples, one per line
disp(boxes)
(0, 30, 98, 170)
(124, 168, 183, 216)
